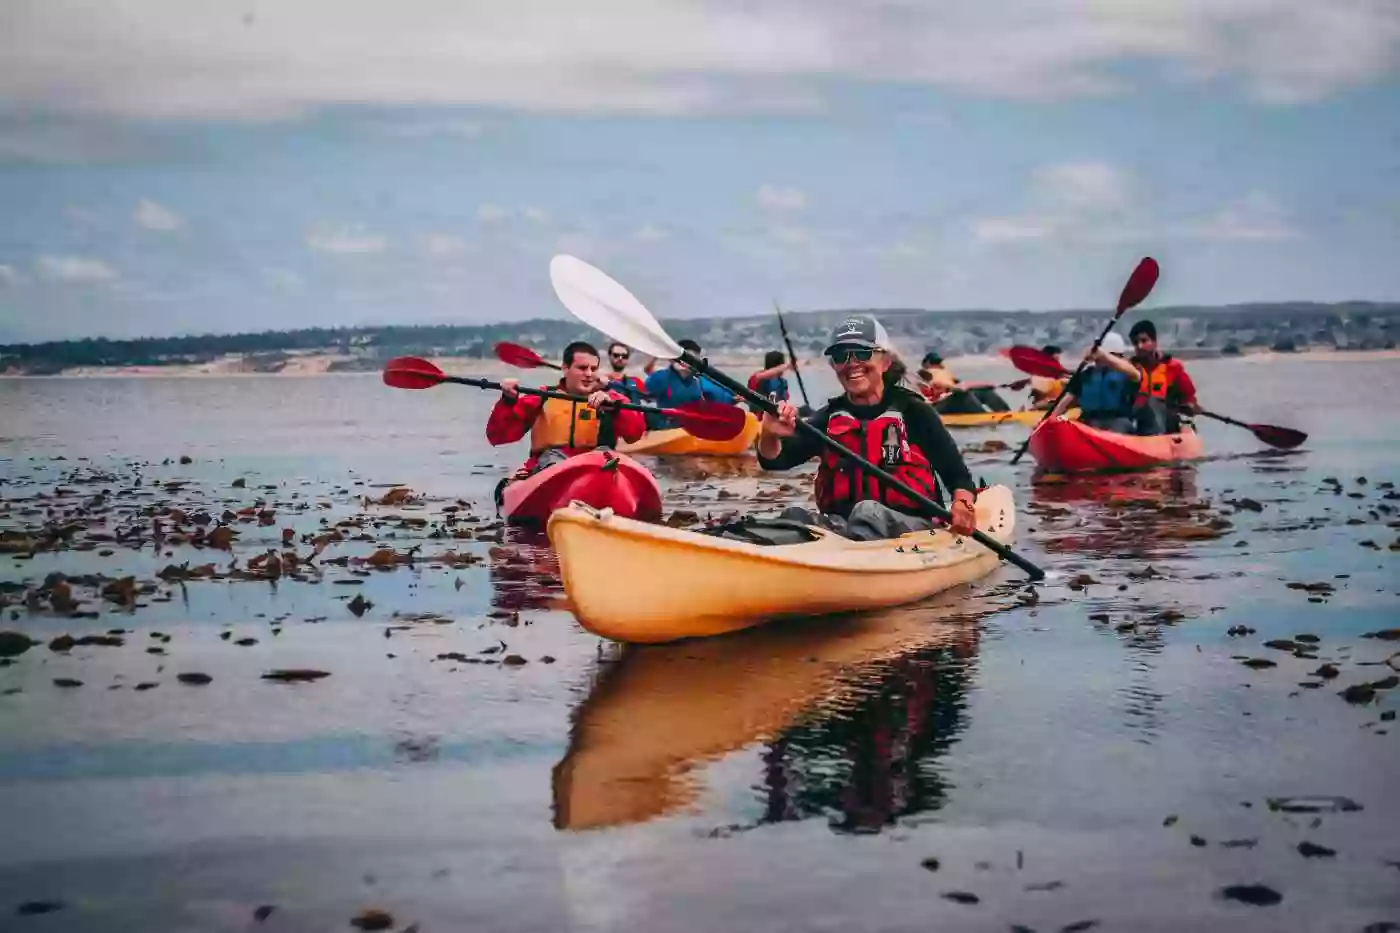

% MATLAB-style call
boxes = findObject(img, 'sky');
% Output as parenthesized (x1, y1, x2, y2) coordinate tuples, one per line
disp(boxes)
(1, 1, 1399, 342)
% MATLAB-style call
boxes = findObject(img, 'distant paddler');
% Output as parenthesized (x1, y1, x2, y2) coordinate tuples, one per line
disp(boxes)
(757, 316, 979, 541)
(917, 350, 1013, 415)
(1028, 344, 1068, 410)
(745, 350, 796, 414)
(642, 338, 736, 429)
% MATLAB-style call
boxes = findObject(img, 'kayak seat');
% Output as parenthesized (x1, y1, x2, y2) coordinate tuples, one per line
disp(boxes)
(698, 518, 824, 547)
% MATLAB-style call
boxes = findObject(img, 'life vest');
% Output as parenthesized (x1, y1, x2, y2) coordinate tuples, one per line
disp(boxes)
(1135, 356, 1176, 404)
(815, 397, 942, 517)
(1030, 375, 1065, 401)
(926, 368, 958, 390)
(1078, 368, 1135, 416)
(529, 395, 605, 454)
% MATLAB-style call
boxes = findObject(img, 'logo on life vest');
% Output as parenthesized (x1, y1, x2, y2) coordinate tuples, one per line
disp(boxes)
(880, 423, 902, 466)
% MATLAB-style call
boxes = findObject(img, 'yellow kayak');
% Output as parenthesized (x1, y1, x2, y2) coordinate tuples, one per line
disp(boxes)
(546, 484, 1016, 644)
(617, 410, 760, 456)
(939, 408, 1079, 428)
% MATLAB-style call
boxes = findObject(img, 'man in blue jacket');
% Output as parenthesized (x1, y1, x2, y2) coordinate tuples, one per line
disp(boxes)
(642, 339, 736, 428)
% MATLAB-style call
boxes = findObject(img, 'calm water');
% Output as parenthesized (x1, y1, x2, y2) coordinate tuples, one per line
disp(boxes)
(1, 356, 1398, 932)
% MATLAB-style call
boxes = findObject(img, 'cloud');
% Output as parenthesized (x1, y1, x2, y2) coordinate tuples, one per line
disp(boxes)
(262, 268, 303, 291)
(477, 204, 511, 223)
(635, 224, 669, 242)
(0, 264, 19, 286)
(36, 255, 118, 283)
(421, 233, 471, 255)
(974, 161, 1139, 244)
(306, 226, 388, 254)
(1, 2, 1396, 119)
(757, 184, 806, 212)
(1190, 190, 1301, 241)
(134, 199, 183, 231)
(522, 206, 551, 224)
(373, 117, 485, 138)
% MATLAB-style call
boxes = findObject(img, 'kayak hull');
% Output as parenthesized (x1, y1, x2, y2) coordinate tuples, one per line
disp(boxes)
(501, 450, 662, 524)
(1027, 417, 1205, 473)
(939, 408, 1079, 428)
(546, 484, 1016, 643)
(618, 411, 760, 456)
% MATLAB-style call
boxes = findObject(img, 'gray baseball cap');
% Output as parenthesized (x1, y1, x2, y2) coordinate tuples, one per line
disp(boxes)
(825, 315, 891, 355)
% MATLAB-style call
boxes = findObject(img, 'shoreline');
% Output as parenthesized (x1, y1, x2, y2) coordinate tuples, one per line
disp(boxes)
(2, 347, 1398, 379)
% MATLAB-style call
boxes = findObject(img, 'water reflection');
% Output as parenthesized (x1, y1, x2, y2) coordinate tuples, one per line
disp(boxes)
(552, 593, 1000, 833)
(487, 534, 565, 613)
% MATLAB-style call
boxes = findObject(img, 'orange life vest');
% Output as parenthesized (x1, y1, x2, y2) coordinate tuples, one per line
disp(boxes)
(1136, 357, 1173, 401)
(529, 396, 601, 453)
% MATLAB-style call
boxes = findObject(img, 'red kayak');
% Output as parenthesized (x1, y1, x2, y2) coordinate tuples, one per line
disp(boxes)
(501, 450, 662, 524)
(1028, 417, 1205, 473)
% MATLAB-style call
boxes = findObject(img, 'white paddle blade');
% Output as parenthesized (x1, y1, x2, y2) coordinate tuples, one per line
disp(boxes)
(549, 254, 684, 361)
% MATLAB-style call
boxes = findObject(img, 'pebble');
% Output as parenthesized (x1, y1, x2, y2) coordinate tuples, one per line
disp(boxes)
(1296, 841, 1336, 858)
(941, 892, 979, 905)
(350, 908, 394, 930)
(1218, 884, 1283, 906)
(177, 672, 212, 686)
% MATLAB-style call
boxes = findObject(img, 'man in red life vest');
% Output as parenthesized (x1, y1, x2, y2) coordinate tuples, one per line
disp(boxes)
(486, 341, 646, 480)
(1127, 320, 1200, 435)
(757, 315, 979, 541)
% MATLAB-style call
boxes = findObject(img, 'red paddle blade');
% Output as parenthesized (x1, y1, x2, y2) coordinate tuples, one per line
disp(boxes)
(494, 341, 554, 369)
(668, 401, 749, 441)
(1117, 256, 1160, 314)
(1006, 346, 1070, 379)
(382, 356, 448, 390)
(1249, 423, 1308, 450)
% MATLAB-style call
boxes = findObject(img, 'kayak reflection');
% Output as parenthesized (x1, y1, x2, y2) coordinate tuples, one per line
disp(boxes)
(552, 592, 1002, 833)
(487, 536, 567, 613)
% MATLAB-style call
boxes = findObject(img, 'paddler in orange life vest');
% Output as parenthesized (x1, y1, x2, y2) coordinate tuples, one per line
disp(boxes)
(1127, 320, 1200, 435)
(757, 315, 979, 541)
(1028, 345, 1068, 410)
(486, 340, 647, 477)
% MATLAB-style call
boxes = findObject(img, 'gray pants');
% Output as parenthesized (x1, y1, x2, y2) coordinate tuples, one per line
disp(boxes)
(779, 500, 934, 542)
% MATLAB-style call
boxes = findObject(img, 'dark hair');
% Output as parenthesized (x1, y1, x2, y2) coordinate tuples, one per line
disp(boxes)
(678, 339, 702, 354)
(884, 354, 910, 394)
(562, 341, 600, 367)
(1129, 320, 1156, 341)
(763, 350, 786, 369)
(1042, 344, 1062, 356)
(607, 341, 630, 357)
(921, 351, 943, 366)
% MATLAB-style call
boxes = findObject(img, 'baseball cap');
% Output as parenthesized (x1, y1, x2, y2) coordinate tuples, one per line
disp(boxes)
(1099, 332, 1128, 355)
(825, 315, 891, 355)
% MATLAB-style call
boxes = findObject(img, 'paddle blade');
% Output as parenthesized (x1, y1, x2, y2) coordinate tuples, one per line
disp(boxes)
(1250, 423, 1308, 450)
(1117, 256, 1160, 314)
(668, 401, 749, 441)
(1006, 346, 1070, 379)
(495, 341, 556, 370)
(382, 356, 448, 390)
(550, 255, 685, 360)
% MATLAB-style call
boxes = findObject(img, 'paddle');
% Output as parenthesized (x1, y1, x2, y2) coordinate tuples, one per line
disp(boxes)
(1005, 346, 1307, 450)
(1009, 257, 1161, 465)
(382, 356, 747, 442)
(548, 254, 1047, 582)
(773, 301, 813, 417)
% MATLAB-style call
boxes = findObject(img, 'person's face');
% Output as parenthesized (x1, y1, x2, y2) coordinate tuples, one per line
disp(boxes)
(828, 345, 889, 397)
(1132, 333, 1157, 357)
(563, 352, 601, 395)
(608, 347, 630, 372)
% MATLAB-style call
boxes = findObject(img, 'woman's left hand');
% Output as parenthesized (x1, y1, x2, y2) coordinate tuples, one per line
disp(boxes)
(949, 492, 977, 536)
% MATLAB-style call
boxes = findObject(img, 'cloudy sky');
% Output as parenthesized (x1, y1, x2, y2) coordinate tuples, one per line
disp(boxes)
(1, 1, 1398, 341)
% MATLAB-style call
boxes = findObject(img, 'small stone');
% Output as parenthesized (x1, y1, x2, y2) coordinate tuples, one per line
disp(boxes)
(1219, 838, 1258, 849)
(1190, 835, 1207, 847)
(539, 655, 556, 664)
(1218, 884, 1282, 906)
(177, 672, 212, 685)
(254, 904, 276, 922)
(52, 678, 83, 688)
(134, 682, 158, 691)
(179, 455, 193, 464)
(919, 857, 940, 872)
(350, 908, 394, 930)
(1241, 658, 1277, 669)
(1341, 684, 1377, 705)
(1370, 675, 1399, 690)
(16, 900, 66, 915)
(0, 631, 37, 658)
(48, 634, 76, 652)
(232, 478, 246, 488)
(261, 669, 330, 683)
(941, 891, 979, 905)
(1264, 639, 1302, 652)
(501, 654, 528, 666)
(1060, 922, 1100, 933)
(1314, 663, 1340, 679)
(1163, 814, 1179, 827)
(1267, 796, 1362, 813)
(1295, 633, 1320, 643)
(1296, 841, 1336, 858)
(1382, 710, 1396, 722)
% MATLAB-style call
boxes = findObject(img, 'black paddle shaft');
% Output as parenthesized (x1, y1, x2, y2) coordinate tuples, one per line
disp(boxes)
(775, 305, 813, 411)
(681, 351, 1046, 581)
(1010, 315, 1123, 466)
(440, 374, 660, 417)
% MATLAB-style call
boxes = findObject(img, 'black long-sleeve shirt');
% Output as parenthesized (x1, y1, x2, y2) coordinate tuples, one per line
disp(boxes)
(757, 388, 975, 505)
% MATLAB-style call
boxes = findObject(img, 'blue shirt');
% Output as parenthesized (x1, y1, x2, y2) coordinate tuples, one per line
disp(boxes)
(643, 367, 735, 429)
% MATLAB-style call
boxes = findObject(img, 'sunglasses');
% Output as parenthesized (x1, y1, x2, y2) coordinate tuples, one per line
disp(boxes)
(827, 347, 876, 365)
(610, 351, 630, 359)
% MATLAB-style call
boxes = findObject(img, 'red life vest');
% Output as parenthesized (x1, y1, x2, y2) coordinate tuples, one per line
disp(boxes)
(815, 398, 942, 517)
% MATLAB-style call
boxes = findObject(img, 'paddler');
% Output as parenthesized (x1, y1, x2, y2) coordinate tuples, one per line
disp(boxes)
(919, 351, 1012, 415)
(1046, 332, 1137, 432)
(746, 350, 793, 414)
(1028, 344, 1068, 410)
(757, 315, 979, 541)
(604, 341, 647, 402)
(1127, 320, 1199, 435)
(643, 338, 736, 428)
(487, 341, 646, 483)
